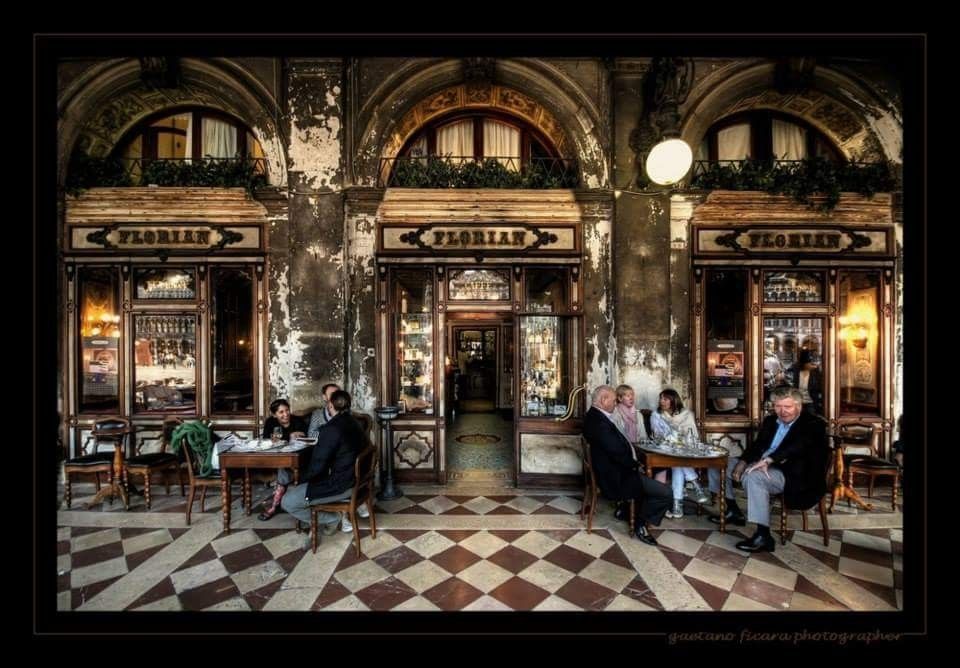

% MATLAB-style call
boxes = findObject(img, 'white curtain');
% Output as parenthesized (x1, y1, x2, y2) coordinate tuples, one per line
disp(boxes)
(180, 114, 193, 163)
(483, 120, 520, 170)
(717, 123, 751, 161)
(772, 119, 807, 160)
(436, 120, 473, 164)
(201, 118, 237, 159)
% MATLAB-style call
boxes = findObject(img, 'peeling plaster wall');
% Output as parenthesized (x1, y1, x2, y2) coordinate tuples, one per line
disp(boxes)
(287, 59, 343, 192)
(343, 190, 383, 415)
(613, 192, 675, 410)
(268, 59, 347, 410)
(579, 194, 615, 391)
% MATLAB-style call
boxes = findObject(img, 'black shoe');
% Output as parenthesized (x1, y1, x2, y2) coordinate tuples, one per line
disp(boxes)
(633, 524, 658, 546)
(735, 532, 775, 553)
(708, 509, 746, 526)
(613, 503, 628, 521)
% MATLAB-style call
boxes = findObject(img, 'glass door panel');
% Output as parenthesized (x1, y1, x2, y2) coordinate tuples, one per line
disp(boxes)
(762, 316, 825, 416)
(133, 314, 197, 413)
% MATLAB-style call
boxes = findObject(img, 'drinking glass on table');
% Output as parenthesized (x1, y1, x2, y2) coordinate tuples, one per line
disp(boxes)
(271, 426, 283, 443)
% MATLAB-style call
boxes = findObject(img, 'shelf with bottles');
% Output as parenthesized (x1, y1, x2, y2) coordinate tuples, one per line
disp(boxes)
(396, 313, 434, 414)
(519, 317, 566, 417)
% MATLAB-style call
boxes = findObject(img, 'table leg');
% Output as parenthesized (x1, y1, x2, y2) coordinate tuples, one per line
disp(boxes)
(222, 472, 231, 534)
(719, 462, 726, 533)
(85, 445, 128, 510)
(244, 469, 252, 516)
(829, 448, 873, 512)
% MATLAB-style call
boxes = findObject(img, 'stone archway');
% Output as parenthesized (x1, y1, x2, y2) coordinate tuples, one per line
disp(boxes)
(353, 58, 611, 189)
(57, 58, 288, 186)
(680, 60, 902, 164)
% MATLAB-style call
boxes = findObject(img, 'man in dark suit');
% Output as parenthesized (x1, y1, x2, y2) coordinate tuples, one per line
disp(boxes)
(728, 386, 830, 553)
(281, 390, 367, 540)
(583, 385, 672, 545)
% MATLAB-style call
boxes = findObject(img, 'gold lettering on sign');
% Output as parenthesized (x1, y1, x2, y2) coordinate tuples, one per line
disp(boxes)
(747, 232, 842, 249)
(427, 229, 529, 247)
(114, 228, 214, 247)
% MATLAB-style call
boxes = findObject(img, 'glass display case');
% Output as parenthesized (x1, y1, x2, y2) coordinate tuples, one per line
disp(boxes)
(525, 268, 566, 313)
(519, 316, 569, 417)
(78, 267, 121, 412)
(704, 270, 748, 415)
(398, 313, 434, 414)
(133, 314, 197, 413)
(838, 271, 880, 415)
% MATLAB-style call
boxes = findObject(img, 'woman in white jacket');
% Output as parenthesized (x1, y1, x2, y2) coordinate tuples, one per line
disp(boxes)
(650, 389, 710, 518)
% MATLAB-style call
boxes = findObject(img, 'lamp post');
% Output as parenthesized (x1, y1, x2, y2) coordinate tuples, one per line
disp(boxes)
(375, 405, 403, 500)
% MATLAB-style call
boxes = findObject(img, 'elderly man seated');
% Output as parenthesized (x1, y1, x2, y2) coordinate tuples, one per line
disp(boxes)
(709, 386, 829, 553)
(583, 385, 672, 545)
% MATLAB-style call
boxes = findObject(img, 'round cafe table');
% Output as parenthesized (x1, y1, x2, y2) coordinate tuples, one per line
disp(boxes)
(635, 441, 730, 532)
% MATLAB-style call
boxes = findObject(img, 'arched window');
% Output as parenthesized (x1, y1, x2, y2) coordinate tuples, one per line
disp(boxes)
(115, 108, 265, 163)
(697, 111, 841, 163)
(400, 111, 559, 170)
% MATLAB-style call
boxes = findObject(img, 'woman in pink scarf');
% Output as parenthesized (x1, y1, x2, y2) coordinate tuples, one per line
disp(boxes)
(612, 384, 647, 444)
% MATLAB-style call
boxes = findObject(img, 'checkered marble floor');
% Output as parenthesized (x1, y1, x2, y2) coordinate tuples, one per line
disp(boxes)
(56, 482, 903, 612)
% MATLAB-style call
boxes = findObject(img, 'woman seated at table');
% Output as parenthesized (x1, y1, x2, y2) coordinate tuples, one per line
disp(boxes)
(258, 399, 308, 520)
(611, 384, 647, 445)
(650, 389, 710, 519)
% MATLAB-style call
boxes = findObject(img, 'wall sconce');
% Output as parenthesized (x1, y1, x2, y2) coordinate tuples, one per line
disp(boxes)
(644, 57, 695, 186)
(839, 315, 870, 349)
(84, 312, 121, 338)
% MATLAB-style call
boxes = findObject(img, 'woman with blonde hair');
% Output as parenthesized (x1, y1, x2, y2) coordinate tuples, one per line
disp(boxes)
(650, 388, 710, 518)
(612, 384, 647, 444)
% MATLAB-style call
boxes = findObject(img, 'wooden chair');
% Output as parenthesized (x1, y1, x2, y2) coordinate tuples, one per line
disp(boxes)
(837, 423, 900, 510)
(580, 436, 635, 534)
(175, 419, 234, 525)
(774, 442, 833, 546)
(123, 417, 184, 509)
(62, 417, 129, 509)
(309, 442, 378, 556)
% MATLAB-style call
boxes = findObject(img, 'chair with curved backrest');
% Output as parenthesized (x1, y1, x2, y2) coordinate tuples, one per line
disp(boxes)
(62, 417, 130, 509)
(309, 442, 378, 556)
(774, 437, 833, 546)
(352, 412, 373, 445)
(123, 417, 184, 509)
(837, 423, 900, 510)
(175, 418, 233, 525)
(580, 436, 635, 534)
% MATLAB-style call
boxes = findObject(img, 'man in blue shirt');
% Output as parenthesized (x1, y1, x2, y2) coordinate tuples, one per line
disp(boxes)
(729, 387, 829, 553)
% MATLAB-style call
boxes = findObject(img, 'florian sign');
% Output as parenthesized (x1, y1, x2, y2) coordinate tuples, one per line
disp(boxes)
(695, 226, 893, 257)
(70, 224, 262, 255)
(381, 224, 577, 254)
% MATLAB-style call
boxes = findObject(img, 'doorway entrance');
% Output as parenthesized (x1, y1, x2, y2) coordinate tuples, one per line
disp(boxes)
(446, 318, 514, 483)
